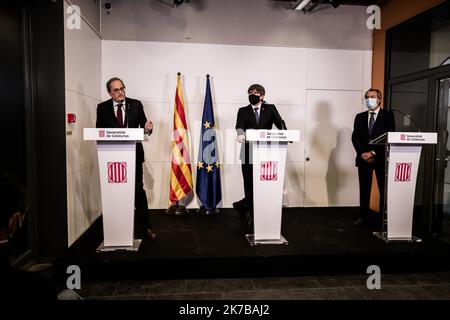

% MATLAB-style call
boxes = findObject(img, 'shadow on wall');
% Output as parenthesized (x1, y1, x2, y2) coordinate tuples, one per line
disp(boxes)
(311, 101, 336, 157)
(140, 73, 171, 207)
(326, 127, 354, 206)
(143, 161, 155, 206)
(308, 102, 337, 206)
(284, 152, 307, 207)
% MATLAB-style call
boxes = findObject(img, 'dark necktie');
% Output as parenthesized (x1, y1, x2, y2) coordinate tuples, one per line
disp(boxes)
(117, 103, 124, 127)
(254, 107, 260, 124)
(368, 112, 375, 135)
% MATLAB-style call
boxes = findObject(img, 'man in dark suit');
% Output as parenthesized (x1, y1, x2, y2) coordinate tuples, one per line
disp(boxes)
(96, 77, 156, 240)
(233, 84, 285, 226)
(352, 88, 395, 228)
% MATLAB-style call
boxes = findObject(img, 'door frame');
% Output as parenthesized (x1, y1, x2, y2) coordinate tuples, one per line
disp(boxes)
(432, 73, 450, 238)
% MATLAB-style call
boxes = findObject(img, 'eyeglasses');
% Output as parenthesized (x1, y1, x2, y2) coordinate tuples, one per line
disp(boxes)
(112, 87, 126, 94)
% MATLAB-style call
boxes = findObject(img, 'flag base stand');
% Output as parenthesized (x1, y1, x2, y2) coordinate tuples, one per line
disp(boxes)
(166, 205, 189, 215)
(197, 207, 220, 215)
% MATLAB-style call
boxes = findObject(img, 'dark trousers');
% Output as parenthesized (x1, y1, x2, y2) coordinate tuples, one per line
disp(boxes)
(357, 163, 385, 220)
(241, 163, 253, 210)
(135, 160, 152, 231)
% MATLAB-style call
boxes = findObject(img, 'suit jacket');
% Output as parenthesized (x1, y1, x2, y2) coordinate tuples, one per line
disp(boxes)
(351, 108, 395, 167)
(96, 97, 152, 163)
(235, 103, 285, 163)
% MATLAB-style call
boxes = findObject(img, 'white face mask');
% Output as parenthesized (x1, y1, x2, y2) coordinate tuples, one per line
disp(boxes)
(366, 98, 378, 110)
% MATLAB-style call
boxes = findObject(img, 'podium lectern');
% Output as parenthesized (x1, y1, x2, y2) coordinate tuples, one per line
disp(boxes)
(84, 128, 144, 252)
(370, 132, 437, 242)
(245, 129, 300, 246)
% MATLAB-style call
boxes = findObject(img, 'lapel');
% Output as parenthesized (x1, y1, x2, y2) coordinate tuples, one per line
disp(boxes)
(107, 99, 117, 127)
(246, 104, 258, 128)
(360, 111, 370, 139)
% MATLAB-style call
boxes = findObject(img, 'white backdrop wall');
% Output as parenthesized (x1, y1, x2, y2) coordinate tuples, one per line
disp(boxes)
(65, 1, 102, 245)
(102, 40, 370, 209)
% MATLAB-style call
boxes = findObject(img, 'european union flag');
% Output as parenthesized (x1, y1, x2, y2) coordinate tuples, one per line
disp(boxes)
(196, 75, 222, 211)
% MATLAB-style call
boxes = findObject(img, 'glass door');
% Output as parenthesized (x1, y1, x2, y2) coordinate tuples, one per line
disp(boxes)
(435, 78, 450, 242)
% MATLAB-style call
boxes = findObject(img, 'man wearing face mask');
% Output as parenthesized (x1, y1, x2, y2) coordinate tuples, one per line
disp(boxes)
(352, 88, 395, 228)
(233, 84, 285, 227)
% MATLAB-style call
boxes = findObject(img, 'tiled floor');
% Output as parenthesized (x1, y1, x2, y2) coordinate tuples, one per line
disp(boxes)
(74, 271, 450, 300)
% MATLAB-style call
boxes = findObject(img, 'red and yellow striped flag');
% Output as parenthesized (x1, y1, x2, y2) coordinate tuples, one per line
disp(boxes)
(170, 73, 193, 203)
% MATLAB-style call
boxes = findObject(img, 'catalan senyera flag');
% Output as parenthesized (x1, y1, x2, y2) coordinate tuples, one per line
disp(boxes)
(170, 73, 193, 204)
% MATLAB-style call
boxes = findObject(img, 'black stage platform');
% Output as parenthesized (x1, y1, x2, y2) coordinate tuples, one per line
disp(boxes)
(55, 207, 450, 281)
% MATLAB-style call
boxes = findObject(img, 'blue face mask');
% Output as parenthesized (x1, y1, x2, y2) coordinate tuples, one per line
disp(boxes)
(366, 98, 378, 110)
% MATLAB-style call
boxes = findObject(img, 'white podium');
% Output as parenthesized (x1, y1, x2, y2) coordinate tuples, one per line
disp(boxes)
(84, 128, 144, 252)
(370, 132, 437, 242)
(245, 129, 300, 245)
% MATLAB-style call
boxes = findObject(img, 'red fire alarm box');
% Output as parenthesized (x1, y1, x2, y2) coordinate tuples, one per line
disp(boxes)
(67, 113, 76, 123)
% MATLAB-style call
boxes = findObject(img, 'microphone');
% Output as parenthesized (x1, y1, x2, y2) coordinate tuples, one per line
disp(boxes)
(391, 109, 420, 132)
(263, 102, 287, 130)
